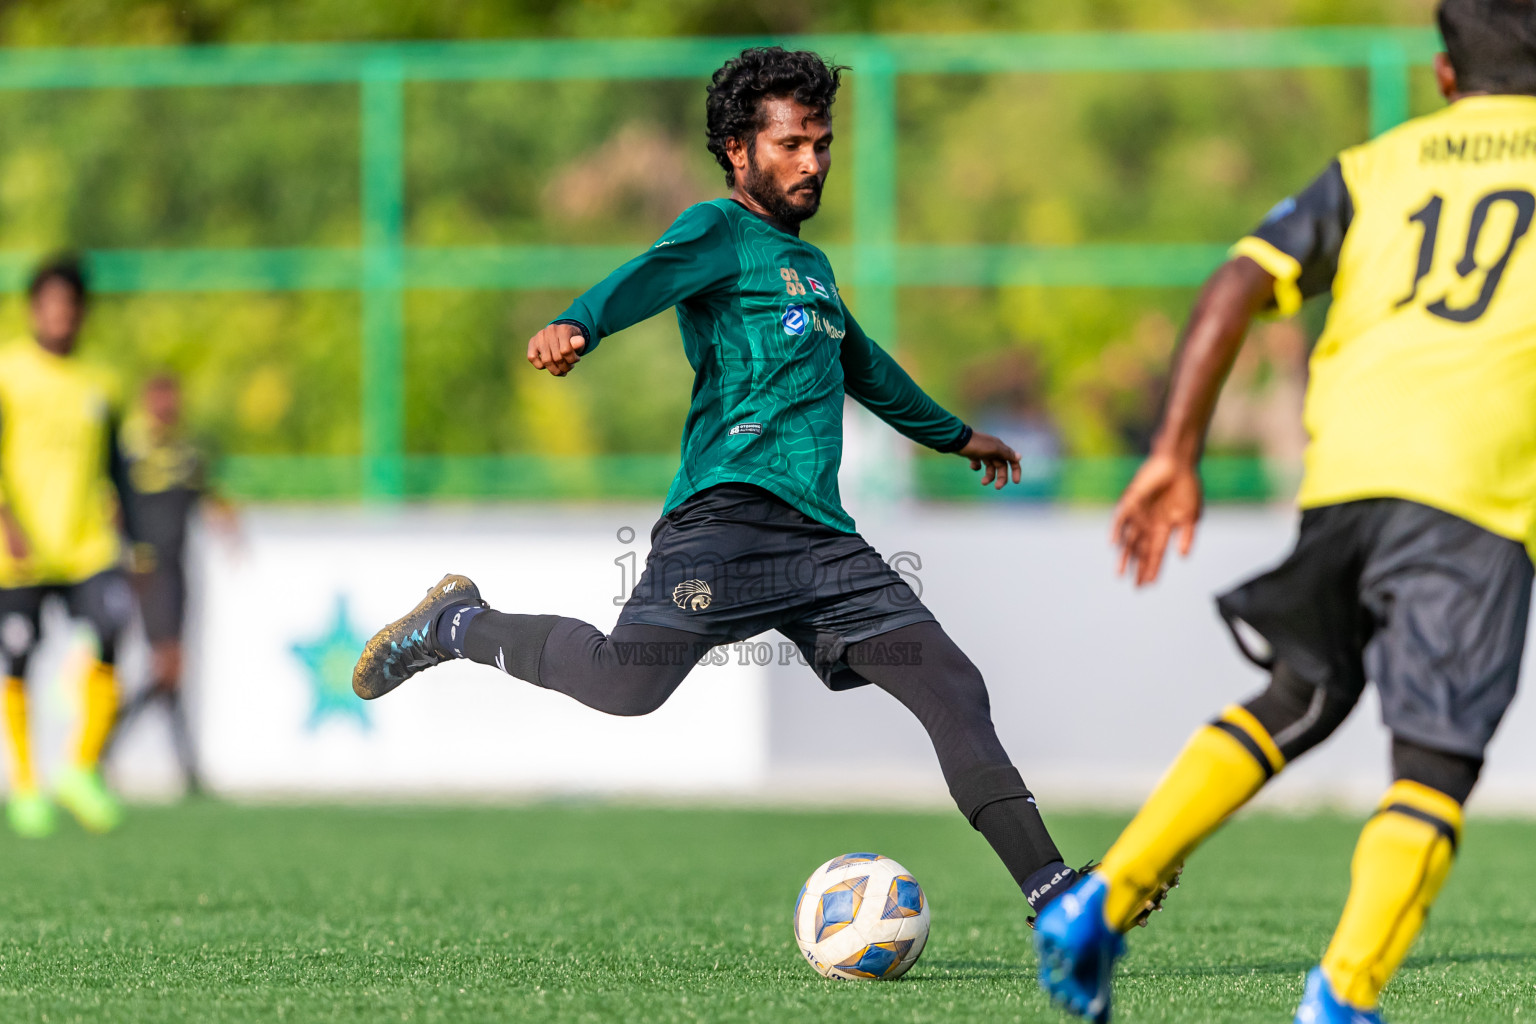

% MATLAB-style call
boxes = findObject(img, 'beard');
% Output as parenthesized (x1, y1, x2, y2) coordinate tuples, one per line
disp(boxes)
(742, 154, 823, 225)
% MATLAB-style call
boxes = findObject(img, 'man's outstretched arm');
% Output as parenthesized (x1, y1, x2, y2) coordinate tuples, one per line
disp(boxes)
(839, 304, 1021, 488)
(1111, 256, 1276, 585)
(529, 204, 736, 377)
(1114, 158, 1352, 585)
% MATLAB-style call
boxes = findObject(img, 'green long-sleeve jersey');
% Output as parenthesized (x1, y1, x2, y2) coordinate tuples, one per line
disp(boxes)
(556, 198, 968, 533)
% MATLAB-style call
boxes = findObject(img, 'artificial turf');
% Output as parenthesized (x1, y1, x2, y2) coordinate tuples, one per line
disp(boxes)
(0, 802, 1531, 1023)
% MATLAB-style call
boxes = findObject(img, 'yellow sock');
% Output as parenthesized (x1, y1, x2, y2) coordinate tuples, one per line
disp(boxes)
(1098, 705, 1285, 930)
(1320, 780, 1462, 1009)
(75, 661, 119, 770)
(3, 676, 36, 793)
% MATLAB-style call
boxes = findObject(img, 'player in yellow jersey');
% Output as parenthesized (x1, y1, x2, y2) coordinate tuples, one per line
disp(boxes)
(1036, 3, 1536, 1022)
(0, 256, 137, 836)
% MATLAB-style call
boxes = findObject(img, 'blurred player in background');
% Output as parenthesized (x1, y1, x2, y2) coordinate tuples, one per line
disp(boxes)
(0, 256, 136, 836)
(107, 372, 224, 796)
(1036, 3, 1536, 1022)
(353, 47, 1171, 934)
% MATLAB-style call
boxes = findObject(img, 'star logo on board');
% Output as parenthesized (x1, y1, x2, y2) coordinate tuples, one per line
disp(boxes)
(291, 594, 370, 732)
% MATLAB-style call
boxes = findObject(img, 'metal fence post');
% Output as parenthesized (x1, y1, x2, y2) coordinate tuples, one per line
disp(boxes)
(360, 56, 406, 500)
(845, 42, 913, 508)
(1368, 37, 1411, 137)
(851, 42, 898, 343)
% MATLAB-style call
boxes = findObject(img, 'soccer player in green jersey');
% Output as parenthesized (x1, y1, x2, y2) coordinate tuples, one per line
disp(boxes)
(355, 47, 1131, 934)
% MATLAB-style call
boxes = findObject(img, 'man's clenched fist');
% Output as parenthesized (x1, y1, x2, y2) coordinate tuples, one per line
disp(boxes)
(528, 322, 587, 377)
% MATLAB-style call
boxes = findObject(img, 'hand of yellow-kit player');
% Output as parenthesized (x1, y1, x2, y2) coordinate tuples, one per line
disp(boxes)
(527, 323, 587, 377)
(958, 431, 1022, 490)
(1112, 452, 1203, 587)
(0, 509, 30, 565)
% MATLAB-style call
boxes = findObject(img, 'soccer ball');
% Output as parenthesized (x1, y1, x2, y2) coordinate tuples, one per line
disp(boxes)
(793, 852, 929, 980)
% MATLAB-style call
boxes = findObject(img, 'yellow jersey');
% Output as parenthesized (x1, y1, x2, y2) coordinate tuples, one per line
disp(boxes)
(1234, 95, 1536, 555)
(0, 338, 125, 587)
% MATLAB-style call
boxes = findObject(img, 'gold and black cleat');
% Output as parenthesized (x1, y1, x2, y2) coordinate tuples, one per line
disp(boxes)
(352, 574, 485, 700)
(1130, 863, 1182, 928)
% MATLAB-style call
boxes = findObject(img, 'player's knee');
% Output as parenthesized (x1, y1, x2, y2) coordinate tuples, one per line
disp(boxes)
(1242, 660, 1355, 762)
(948, 763, 1031, 824)
(601, 670, 686, 717)
(605, 695, 666, 717)
(929, 647, 993, 720)
(1392, 736, 1481, 806)
(2, 653, 33, 682)
(1, 612, 39, 679)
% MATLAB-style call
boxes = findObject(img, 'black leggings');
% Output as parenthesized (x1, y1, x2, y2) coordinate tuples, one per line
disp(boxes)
(463, 613, 1064, 886)
(1243, 661, 1482, 804)
(107, 685, 201, 793)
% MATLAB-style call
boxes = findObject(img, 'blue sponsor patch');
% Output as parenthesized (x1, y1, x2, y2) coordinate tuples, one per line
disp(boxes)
(1261, 195, 1297, 225)
(781, 304, 808, 336)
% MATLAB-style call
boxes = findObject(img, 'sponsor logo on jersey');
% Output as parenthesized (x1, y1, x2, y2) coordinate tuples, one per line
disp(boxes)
(1261, 195, 1297, 225)
(781, 304, 809, 336)
(728, 422, 763, 436)
(672, 579, 713, 610)
(806, 276, 830, 299)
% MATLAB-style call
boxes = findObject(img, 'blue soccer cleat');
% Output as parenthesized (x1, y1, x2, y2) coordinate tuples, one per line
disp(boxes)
(1294, 967, 1384, 1024)
(1034, 872, 1125, 1023)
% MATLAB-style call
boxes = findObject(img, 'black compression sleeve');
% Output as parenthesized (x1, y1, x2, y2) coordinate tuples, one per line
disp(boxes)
(106, 416, 141, 543)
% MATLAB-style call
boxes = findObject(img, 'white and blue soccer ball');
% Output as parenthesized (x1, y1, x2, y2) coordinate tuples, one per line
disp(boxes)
(793, 852, 929, 980)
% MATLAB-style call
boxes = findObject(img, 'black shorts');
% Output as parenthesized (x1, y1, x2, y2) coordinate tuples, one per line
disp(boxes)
(0, 569, 136, 669)
(1217, 498, 1533, 759)
(617, 483, 935, 689)
(131, 562, 187, 644)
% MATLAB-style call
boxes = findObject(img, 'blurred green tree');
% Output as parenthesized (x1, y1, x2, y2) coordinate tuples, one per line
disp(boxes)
(0, 0, 1440, 496)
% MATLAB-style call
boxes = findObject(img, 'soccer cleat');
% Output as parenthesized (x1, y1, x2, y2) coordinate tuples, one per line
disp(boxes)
(1133, 862, 1182, 928)
(1034, 873, 1124, 1023)
(1294, 967, 1384, 1024)
(353, 574, 485, 700)
(55, 766, 123, 833)
(7, 791, 56, 838)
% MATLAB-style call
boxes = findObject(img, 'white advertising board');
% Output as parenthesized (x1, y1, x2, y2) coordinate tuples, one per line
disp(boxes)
(193, 508, 768, 796)
(77, 503, 1535, 811)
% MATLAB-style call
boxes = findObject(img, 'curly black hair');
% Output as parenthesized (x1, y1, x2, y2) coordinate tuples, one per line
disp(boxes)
(705, 47, 847, 187)
(28, 252, 88, 303)
(1439, 0, 1536, 95)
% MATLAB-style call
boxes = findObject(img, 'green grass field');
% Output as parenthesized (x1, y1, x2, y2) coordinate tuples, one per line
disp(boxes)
(2, 802, 1532, 1023)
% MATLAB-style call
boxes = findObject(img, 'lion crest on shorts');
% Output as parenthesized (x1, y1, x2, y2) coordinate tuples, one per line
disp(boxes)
(672, 579, 712, 610)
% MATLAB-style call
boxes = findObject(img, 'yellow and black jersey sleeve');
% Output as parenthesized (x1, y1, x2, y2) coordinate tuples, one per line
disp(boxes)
(1231, 160, 1354, 316)
(1254, 96, 1536, 554)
